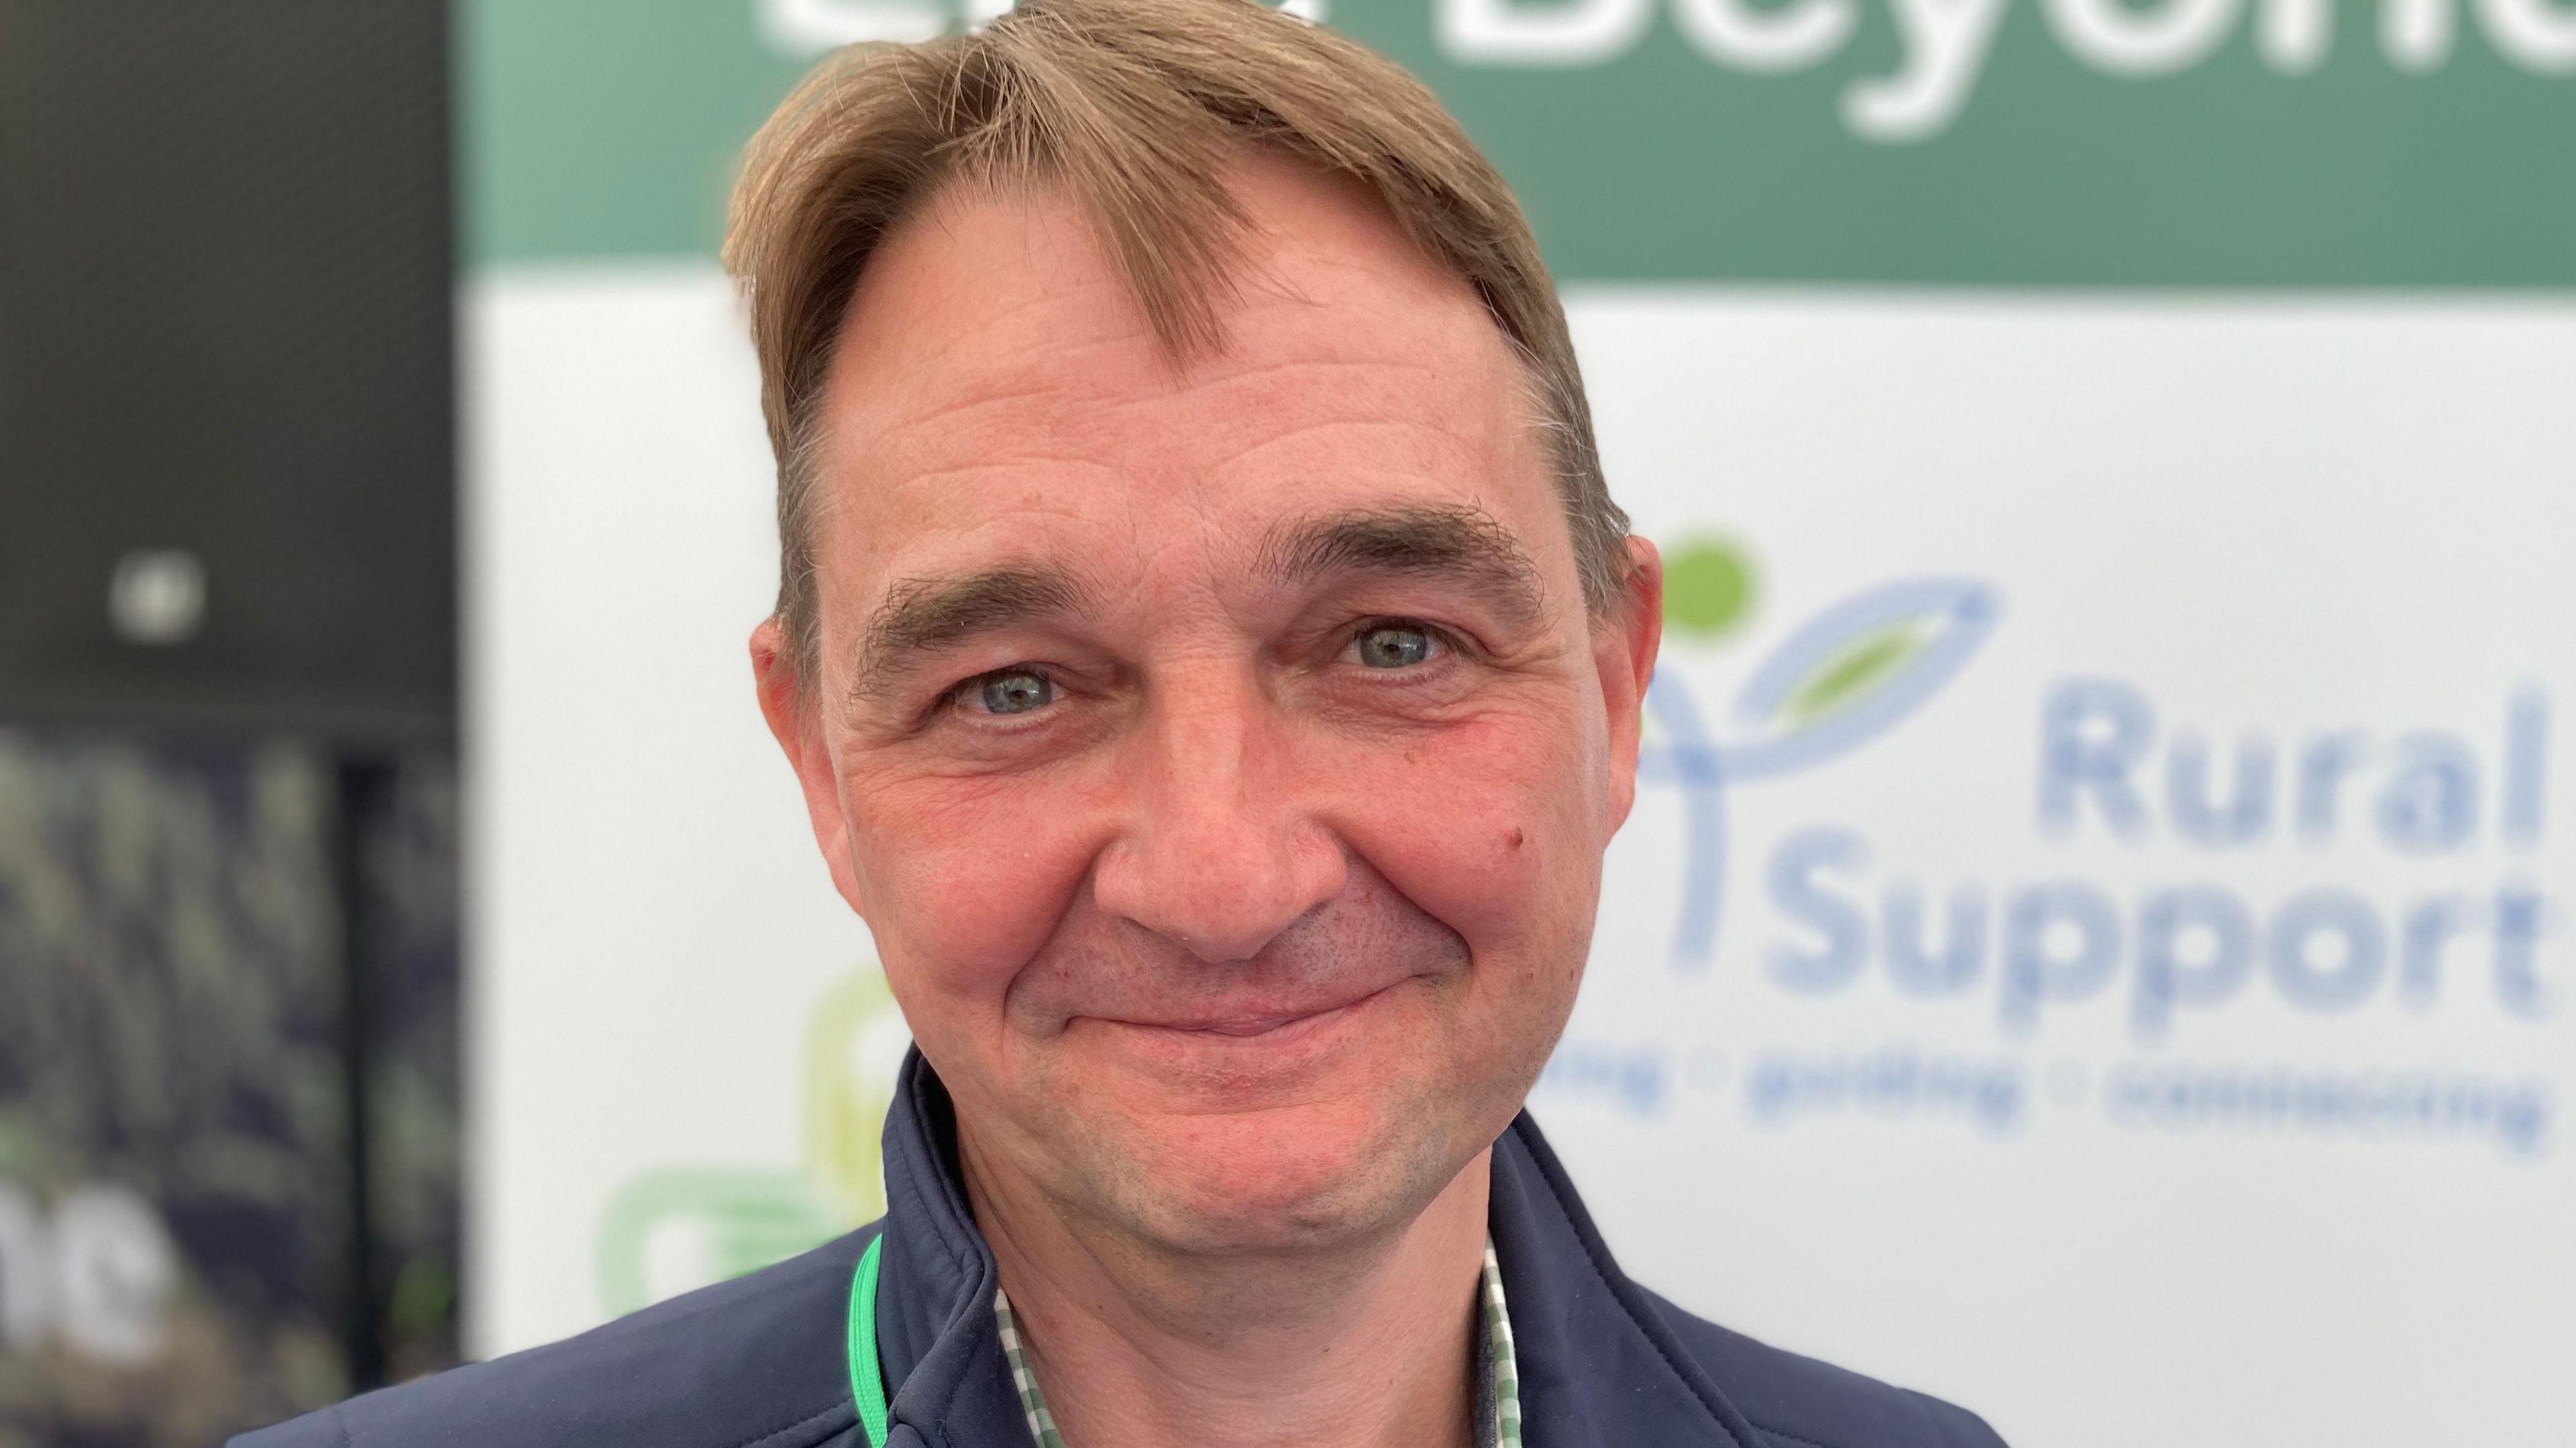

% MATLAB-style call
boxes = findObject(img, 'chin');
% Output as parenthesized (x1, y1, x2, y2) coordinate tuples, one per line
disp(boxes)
(1099, 1089, 1476, 1254)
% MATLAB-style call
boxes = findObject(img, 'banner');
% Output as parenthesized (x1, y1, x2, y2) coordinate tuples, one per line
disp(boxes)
(466, 6, 2573, 1444)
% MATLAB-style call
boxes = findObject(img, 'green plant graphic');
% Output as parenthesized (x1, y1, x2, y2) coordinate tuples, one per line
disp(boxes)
(1780, 622, 1931, 726)
(801, 968, 904, 1227)
(594, 1168, 842, 1318)
(595, 963, 906, 1317)
(1661, 537, 1757, 643)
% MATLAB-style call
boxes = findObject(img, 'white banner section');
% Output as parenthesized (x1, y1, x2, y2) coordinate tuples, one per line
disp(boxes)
(470, 268, 2573, 1448)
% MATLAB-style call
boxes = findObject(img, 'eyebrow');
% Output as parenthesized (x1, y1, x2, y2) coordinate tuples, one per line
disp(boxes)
(1258, 504, 1549, 630)
(845, 564, 1092, 710)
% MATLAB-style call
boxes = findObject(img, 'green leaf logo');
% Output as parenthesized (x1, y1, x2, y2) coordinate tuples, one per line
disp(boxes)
(1780, 622, 1932, 727)
(1662, 537, 1757, 643)
(595, 961, 910, 1315)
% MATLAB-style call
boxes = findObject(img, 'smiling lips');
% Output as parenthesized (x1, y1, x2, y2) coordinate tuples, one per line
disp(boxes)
(1108, 983, 1398, 1040)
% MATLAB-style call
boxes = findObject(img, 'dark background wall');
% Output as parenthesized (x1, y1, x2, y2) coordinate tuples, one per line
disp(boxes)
(0, 1, 463, 1439)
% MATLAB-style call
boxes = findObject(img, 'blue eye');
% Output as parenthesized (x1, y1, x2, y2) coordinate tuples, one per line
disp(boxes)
(1354, 624, 1434, 669)
(976, 669, 1055, 715)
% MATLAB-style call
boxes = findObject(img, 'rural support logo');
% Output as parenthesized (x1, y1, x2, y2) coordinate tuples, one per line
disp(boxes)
(1640, 537, 1999, 967)
(1593, 533, 2560, 1160)
(596, 966, 909, 1315)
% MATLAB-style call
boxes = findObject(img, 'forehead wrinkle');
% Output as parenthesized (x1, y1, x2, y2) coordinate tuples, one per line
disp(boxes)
(905, 324, 1438, 436)
(843, 337, 1135, 480)
(1173, 353, 1445, 398)
(1195, 427, 1497, 534)
(863, 373, 1102, 450)
(1257, 504, 1549, 629)
(832, 268, 1151, 445)
(914, 274, 1153, 374)
(868, 459, 1130, 512)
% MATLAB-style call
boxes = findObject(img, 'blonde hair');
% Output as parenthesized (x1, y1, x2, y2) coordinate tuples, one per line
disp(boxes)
(724, 0, 1627, 682)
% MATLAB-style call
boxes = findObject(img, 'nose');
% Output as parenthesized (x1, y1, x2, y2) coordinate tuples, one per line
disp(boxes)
(1088, 669, 1348, 964)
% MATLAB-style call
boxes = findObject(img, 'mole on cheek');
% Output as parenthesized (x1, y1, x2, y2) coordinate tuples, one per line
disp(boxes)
(1506, 826, 1525, 850)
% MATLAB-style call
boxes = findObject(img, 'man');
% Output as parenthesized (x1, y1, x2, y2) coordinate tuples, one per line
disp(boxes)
(243, 2, 2006, 1444)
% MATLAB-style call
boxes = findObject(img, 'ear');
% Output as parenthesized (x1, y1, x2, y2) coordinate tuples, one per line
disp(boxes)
(752, 617, 871, 918)
(1593, 535, 1664, 838)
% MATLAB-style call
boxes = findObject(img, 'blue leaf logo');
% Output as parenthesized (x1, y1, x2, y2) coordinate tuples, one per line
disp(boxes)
(1642, 574, 2000, 967)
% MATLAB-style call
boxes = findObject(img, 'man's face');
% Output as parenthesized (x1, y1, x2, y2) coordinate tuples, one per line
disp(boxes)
(758, 157, 1660, 1254)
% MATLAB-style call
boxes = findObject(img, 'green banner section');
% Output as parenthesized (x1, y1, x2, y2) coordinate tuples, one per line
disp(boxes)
(467, 0, 2576, 284)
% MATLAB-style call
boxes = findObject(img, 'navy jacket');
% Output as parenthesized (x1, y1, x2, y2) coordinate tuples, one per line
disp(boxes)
(238, 1053, 2006, 1447)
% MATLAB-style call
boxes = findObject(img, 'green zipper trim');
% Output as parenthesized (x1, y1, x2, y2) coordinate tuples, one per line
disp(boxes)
(847, 1235, 890, 1447)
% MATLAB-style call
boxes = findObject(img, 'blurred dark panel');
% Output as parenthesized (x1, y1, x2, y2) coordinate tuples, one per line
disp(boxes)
(0, 0, 454, 740)
(0, 732, 462, 1444)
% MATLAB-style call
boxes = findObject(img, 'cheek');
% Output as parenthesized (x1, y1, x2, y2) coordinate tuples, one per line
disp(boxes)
(1326, 704, 1609, 977)
(837, 765, 1107, 1012)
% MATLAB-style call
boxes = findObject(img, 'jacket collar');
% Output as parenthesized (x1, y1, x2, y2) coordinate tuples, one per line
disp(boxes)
(870, 1048, 1769, 1447)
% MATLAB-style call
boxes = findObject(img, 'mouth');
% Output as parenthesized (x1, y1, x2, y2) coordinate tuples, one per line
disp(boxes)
(1097, 981, 1407, 1045)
